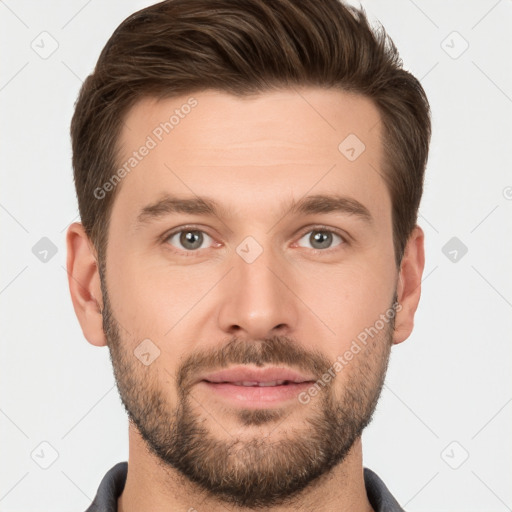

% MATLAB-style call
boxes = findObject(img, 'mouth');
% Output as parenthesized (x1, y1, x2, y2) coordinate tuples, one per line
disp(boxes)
(196, 366, 316, 407)
(209, 380, 305, 387)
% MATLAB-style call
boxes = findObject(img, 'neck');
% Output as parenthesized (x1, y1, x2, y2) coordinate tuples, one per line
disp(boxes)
(118, 423, 374, 512)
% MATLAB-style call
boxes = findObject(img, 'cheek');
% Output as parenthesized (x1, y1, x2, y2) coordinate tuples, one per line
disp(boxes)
(106, 250, 220, 368)
(303, 259, 395, 349)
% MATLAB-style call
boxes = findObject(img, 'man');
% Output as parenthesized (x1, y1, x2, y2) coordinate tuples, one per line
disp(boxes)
(66, 0, 430, 510)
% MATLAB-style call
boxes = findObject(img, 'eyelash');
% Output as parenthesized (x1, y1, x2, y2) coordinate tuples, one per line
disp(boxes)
(161, 224, 348, 257)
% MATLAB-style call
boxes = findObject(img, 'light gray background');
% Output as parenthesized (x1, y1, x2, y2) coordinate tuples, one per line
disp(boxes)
(1, 1, 511, 511)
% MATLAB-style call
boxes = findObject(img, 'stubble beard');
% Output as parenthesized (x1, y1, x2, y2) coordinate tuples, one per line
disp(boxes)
(101, 277, 394, 508)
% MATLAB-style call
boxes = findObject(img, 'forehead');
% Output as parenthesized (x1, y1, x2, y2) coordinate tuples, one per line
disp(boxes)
(113, 88, 389, 224)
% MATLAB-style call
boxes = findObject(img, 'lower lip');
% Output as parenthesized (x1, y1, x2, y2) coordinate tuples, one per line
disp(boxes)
(198, 381, 313, 407)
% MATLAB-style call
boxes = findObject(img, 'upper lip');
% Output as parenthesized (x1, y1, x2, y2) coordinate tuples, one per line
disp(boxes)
(198, 366, 316, 385)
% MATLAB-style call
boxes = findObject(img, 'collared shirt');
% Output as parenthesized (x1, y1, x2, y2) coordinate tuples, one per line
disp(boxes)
(85, 462, 405, 511)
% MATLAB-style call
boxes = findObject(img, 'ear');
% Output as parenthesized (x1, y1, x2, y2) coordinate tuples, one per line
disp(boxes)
(393, 225, 425, 345)
(66, 222, 107, 347)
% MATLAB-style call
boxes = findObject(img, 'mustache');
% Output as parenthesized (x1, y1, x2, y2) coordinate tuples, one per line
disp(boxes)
(176, 335, 333, 393)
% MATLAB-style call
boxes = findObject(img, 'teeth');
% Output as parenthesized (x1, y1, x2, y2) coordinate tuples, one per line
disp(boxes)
(231, 380, 288, 387)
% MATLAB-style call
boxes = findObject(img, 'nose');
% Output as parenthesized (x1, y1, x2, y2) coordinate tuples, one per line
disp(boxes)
(217, 241, 299, 340)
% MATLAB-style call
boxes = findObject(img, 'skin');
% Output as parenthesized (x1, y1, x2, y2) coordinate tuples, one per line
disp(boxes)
(66, 88, 425, 511)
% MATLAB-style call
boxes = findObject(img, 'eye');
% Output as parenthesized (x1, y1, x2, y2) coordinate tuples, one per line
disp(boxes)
(296, 228, 345, 251)
(165, 228, 214, 252)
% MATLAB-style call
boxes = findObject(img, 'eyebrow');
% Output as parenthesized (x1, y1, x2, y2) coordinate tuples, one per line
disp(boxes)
(135, 193, 373, 226)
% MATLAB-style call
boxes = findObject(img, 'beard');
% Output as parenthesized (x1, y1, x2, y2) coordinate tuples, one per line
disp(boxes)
(100, 273, 395, 509)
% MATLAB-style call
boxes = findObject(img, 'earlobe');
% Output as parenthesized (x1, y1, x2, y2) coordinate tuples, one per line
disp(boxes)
(66, 222, 107, 347)
(393, 225, 425, 345)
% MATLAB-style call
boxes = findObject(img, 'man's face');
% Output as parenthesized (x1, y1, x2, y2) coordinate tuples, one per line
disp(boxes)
(101, 88, 399, 506)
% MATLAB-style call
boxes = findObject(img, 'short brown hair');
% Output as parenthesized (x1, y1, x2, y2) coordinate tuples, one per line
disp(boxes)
(71, 0, 431, 267)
